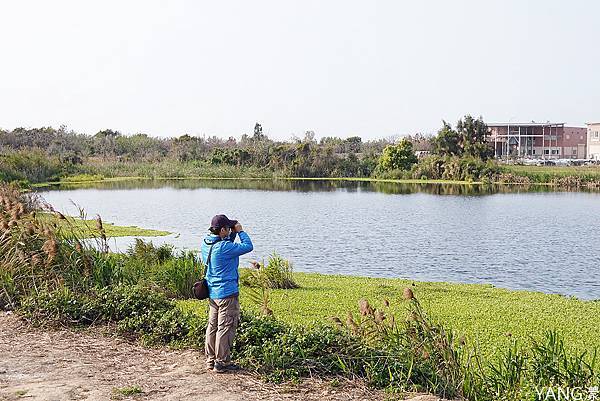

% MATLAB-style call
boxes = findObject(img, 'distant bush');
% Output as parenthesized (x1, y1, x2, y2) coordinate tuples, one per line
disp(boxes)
(0, 149, 69, 183)
(407, 155, 500, 182)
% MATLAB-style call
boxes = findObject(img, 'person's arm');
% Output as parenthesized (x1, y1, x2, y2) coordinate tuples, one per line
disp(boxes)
(221, 231, 253, 257)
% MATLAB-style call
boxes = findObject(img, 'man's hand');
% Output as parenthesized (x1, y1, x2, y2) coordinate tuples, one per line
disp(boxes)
(234, 223, 243, 233)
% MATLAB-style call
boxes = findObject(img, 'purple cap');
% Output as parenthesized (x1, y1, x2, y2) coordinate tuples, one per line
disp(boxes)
(210, 214, 238, 230)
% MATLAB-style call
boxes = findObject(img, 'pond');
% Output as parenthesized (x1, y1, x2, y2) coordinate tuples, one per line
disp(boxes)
(37, 179, 600, 300)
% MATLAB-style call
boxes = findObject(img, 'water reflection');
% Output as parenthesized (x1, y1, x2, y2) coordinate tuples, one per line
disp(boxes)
(44, 178, 571, 196)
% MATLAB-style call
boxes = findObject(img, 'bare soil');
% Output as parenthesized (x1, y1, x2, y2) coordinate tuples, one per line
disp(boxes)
(0, 313, 444, 401)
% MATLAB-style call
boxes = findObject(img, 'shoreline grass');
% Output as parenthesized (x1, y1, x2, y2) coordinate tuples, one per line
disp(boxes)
(30, 169, 600, 189)
(32, 175, 518, 188)
(21, 163, 600, 189)
(38, 212, 170, 238)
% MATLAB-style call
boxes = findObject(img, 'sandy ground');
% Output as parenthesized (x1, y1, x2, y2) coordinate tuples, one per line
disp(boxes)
(0, 312, 445, 401)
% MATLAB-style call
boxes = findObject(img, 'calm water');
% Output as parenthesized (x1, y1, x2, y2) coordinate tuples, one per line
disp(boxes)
(38, 180, 600, 300)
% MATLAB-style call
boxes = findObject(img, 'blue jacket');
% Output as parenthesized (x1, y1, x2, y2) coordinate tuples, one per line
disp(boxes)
(201, 231, 253, 299)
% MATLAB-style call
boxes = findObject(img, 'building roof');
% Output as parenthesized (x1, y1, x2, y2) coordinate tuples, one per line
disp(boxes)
(586, 122, 600, 126)
(488, 122, 565, 127)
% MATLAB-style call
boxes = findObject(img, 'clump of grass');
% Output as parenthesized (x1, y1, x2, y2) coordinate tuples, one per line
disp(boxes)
(529, 330, 598, 388)
(240, 253, 299, 317)
(60, 174, 105, 183)
(113, 385, 143, 396)
(241, 252, 298, 290)
(0, 183, 97, 308)
(127, 238, 174, 264)
(334, 291, 466, 398)
(149, 250, 203, 299)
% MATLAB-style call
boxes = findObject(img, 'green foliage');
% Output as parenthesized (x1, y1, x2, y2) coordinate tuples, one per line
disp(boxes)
(410, 155, 446, 180)
(376, 139, 418, 173)
(432, 116, 493, 161)
(433, 122, 463, 157)
(19, 287, 104, 325)
(407, 155, 501, 181)
(60, 174, 104, 183)
(241, 253, 299, 290)
(127, 238, 174, 264)
(236, 273, 600, 362)
(148, 251, 203, 299)
(234, 314, 365, 383)
(210, 148, 251, 166)
(1, 126, 388, 182)
(19, 285, 192, 345)
(113, 385, 143, 396)
(502, 165, 600, 187)
(457, 115, 493, 161)
(0, 149, 65, 183)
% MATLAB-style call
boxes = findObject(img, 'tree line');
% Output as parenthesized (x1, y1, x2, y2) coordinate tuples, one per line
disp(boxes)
(1, 117, 496, 183)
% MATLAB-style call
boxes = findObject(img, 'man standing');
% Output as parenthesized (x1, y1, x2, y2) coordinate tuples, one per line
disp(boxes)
(202, 214, 253, 373)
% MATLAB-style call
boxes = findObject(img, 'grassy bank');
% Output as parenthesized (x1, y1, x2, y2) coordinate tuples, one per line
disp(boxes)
(27, 164, 600, 189)
(32, 174, 479, 188)
(38, 212, 170, 238)
(502, 165, 600, 184)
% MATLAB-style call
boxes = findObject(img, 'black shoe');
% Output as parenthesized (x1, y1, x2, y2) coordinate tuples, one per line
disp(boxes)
(213, 363, 241, 373)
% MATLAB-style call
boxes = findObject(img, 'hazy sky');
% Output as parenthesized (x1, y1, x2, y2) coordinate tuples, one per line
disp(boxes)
(1, 0, 598, 140)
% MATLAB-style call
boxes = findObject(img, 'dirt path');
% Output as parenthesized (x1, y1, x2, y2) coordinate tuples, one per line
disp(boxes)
(0, 313, 444, 401)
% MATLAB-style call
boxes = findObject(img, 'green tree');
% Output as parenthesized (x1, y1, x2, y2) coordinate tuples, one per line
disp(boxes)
(432, 116, 492, 160)
(457, 115, 492, 160)
(377, 139, 418, 172)
(432, 122, 462, 157)
(253, 123, 265, 141)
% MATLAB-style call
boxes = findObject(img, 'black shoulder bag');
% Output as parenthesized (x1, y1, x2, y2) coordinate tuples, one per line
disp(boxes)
(192, 240, 219, 300)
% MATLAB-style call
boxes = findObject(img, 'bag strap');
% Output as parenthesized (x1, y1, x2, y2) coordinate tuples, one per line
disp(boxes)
(203, 238, 221, 278)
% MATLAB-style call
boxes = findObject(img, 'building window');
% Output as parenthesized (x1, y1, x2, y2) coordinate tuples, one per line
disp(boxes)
(544, 150, 550, 155)
(532, 149, 536, 154)
(572, 148, 577, 154)
(551, 150, 559, 155)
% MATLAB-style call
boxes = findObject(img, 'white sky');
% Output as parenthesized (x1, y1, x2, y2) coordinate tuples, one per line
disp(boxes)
(1, 0, 598, 140)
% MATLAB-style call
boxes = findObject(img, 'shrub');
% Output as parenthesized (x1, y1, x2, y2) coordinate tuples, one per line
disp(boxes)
(0, 149, 65, 183)
(148, 251, 203, 299)
(127, 238, 174, 264)
(19, 284, 192, 345)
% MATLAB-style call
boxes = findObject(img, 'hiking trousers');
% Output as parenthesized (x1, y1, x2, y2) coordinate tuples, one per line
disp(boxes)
(205, 294, 240, 365)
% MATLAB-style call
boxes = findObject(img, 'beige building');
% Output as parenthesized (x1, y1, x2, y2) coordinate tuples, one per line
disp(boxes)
(588, 123, 600, 160)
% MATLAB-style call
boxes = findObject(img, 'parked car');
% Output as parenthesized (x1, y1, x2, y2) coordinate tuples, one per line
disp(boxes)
(536, 160, 556, 166)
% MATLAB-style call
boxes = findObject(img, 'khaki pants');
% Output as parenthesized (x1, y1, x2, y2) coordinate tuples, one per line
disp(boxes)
(205, 295, 240, 366)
